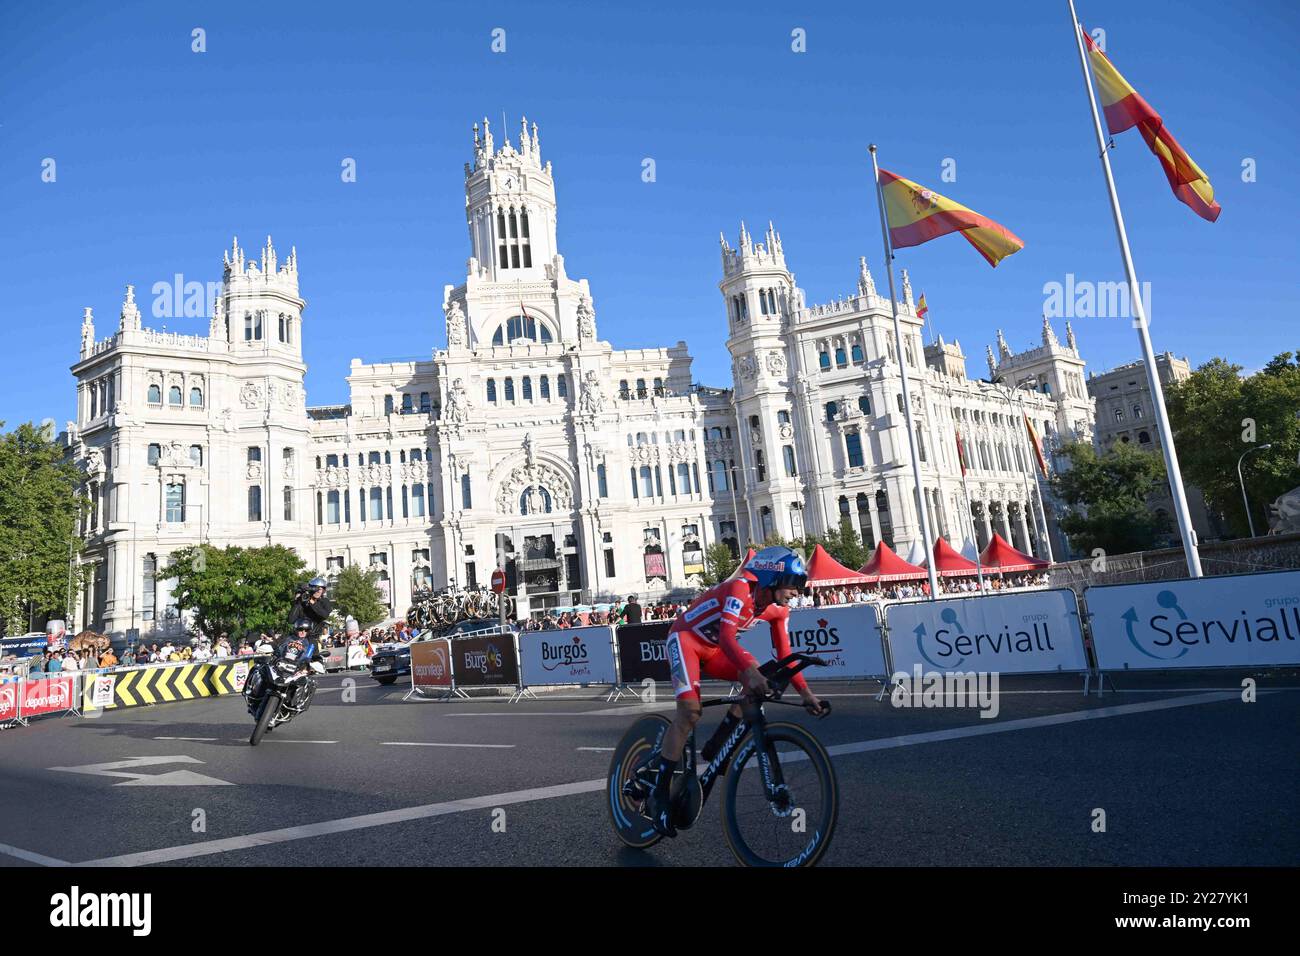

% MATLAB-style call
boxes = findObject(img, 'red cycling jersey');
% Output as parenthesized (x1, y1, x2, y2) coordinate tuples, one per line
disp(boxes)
(665, 577, 807, 700)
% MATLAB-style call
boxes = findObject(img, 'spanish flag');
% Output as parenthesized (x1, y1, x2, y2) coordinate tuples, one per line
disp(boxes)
(1082, 29, 1220, 223)
(878, 169, 1025, 268)
(917, 293, 929, 321)
(955, 429, 967, 476)
(1024, 413, 1049, 478)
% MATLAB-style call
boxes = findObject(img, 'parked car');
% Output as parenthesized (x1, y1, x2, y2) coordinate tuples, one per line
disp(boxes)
(368, 619, 510, 685)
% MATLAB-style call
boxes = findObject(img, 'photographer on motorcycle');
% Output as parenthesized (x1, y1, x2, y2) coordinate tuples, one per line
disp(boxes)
(290, 576, 333, 643)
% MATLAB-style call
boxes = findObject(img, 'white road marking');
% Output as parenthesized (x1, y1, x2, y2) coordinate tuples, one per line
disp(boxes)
(76, 691, 1237, 867)
(48, 755, 234, 787)
(576, 747, 615, 752)
(154, 736, 217, 741)
(0, 842, 70, 867)
(259, 739, 337, 744)
(381, 742, 515, 749)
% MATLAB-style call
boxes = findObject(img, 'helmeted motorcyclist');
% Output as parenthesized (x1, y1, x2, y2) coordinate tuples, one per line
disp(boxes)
(290, 577, 333, 640)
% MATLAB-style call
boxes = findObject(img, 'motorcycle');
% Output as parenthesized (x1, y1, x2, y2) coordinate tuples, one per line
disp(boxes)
(245, 639, 323, 746)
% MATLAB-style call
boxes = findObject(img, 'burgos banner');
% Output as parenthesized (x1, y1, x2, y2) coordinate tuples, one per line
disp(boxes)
(886, 589, 1088, 676)
(519, 626, 617, 687)
(742, 605, 888, 680)
(1085, 570, 1300, 671)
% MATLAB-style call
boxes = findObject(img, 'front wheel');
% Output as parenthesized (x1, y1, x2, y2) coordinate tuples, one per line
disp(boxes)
(722, 721, 838, 867)
(607, 714, 671, 850)
(250, 694, 280, 747)
(374, 676, 397, 686)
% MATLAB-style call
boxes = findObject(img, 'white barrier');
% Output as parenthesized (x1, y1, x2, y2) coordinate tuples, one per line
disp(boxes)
(741, 604, 889, 681)
(885, 589, 1089, 676)
(517, 626, 618, 688)
(1084, 570, 1300, 672)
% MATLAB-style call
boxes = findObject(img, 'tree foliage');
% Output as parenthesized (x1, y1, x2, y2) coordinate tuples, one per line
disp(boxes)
(1165, 352, 1300, 537)
(333, 564, 387, 628)
(697, 542, 742, 588)
(1051, 441, 1170, 555)
(744, 518, 869, 578)
(0, 421, 88, 635)
(157, 544, 312, 639)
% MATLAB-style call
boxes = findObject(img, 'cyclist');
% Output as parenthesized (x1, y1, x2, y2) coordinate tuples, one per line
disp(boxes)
(634, 545, 827, 837)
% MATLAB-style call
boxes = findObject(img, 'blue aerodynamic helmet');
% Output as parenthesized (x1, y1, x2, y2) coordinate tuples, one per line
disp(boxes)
(743, 546, 808, 591)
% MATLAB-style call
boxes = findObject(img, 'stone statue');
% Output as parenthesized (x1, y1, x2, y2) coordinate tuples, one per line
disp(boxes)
(576, 294, 595, 340)
(446, 377, 471, 424)
(579, 370, 605, 415)
(1267, 486, 1300, 535)
(446, 300, 466, 348)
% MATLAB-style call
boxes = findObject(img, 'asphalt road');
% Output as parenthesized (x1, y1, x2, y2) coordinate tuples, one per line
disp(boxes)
(2, 670, 1297, 867)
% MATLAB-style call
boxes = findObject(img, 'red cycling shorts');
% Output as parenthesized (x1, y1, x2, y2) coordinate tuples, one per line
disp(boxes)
(665, 630, 743, 702)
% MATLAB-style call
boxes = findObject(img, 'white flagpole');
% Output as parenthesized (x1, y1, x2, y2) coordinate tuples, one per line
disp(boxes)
(869, 145, 941, 600)
(1066, 0, 1203, 577)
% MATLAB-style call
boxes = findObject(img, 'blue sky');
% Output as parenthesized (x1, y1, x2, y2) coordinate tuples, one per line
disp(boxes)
(2, 0, 1297, 429)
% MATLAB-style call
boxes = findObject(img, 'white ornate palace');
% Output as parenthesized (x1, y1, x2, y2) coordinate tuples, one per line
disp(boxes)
(66, 118, 1095, 637)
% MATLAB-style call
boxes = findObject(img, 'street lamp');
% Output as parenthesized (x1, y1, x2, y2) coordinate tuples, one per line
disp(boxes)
(1237, 444, 1272, 538)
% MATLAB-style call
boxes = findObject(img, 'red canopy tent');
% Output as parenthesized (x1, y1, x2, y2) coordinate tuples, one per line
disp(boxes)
(924, 538, 982, 577)
(726, 547, 757, 581)
(979, 533, 1050, 572)
(805, 544, 871, 588)
(857, 542, 928, 582)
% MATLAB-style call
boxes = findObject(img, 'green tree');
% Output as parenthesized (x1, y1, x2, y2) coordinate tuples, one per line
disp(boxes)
(698, 542, 742, 587)
(0, 421, 88, 635)
(1165, 352, 1300, 537)
(332, 564, 387, 628)
(819, 518, 868, 571)
(158, 544, 311, 639)
(1051, 441, 1171, 555)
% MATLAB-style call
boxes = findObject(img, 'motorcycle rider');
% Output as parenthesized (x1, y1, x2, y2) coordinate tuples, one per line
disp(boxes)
(290, 577, 333, 641)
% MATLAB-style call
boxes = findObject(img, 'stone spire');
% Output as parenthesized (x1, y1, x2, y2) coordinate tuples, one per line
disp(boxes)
(209, 288, 224, 339)
(223, 236, 245, 274)
(1041, 314, 1058, 347)
(901, 268, 914, 308)
(997, 328, 1012, 360)
(80, 307, 95, 358)
(738, 220, 752, 253)
(1065, 320, 1078, 353)
(857, 256, 876, 297)
(986, 344, 998, 378)
(119, 285, 142, 332)
(261, 235, 277, 275)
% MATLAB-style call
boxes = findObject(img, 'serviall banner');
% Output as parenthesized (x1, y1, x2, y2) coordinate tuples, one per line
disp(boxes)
(1085, 570, 1300, 671)
(741, 605, 888, 680)
(886, 589, 1088, 676)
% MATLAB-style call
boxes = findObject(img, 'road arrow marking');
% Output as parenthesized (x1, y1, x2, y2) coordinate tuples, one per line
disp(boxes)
(48, 755, 234, 786)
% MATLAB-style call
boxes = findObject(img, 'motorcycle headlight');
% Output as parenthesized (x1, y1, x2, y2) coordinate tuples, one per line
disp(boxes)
(275, 660, 299, 678)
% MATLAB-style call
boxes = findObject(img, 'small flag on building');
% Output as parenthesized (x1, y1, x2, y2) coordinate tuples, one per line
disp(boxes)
(1023, 413, 1049, 478)
(955, 429, 968, 476)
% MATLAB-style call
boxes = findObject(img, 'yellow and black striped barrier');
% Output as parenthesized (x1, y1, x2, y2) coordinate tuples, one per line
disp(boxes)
(81, 659, 255, 712)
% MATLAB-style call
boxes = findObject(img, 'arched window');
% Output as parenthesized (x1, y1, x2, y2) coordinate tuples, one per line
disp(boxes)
(278, 313, 287, 342)
(777, 410, 790, 426)
(835, 347, 847, 368)
(597, 464, 608, 498)
(283, 486, 294, 520)
(412, 484, 426, 517)
(401, 394, 413, 414)
(676, 463, 690, 495)
(165, 482, 185, 522)
(168, 385, 182, 406)
(487, 379, 497, 403)
(461, 473, 472, 509)
(522, 377, 532, 401)
(557, 375, 567, 398)
(851, 344, 864, 364)
(189, 387, 203, 407)
(327, 490, 340, 524)
(147, 443, 161, 465)
(859, 396, 871, 416)
(639, 466, 654, 498)
(504, 378, 515, 402)
(636, 379, 647, 398)
(384, 395, 394, 415)
(369, 487, 383, 520)
(819, 351, 831, 371)
(1138, 430, 1151, 444)
(189, 445, 203, 466)
(1133, 404, 1144, 419)
(419, 392, 431, 413)
(783, 445, 797, 476)
(492, 314, 554, 345)
(825, 401, 838, 422)
(248, 486, 262, 521)
(845, 432, 864, 468)
(540, 376, 550, 400)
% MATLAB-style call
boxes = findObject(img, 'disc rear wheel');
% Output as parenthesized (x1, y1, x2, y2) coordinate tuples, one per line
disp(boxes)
(607, 714, 671, 849)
